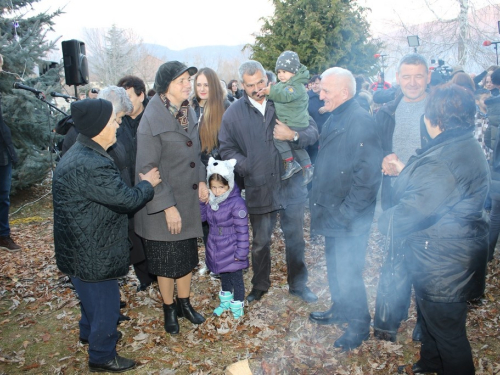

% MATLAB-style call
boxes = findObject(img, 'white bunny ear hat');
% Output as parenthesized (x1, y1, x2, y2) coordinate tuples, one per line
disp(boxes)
(206, 157, 237, 189)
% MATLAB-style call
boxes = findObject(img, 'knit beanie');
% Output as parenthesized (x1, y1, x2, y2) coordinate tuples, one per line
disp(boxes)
(275, 51, 301, 74)
(71, 98, 113, 138)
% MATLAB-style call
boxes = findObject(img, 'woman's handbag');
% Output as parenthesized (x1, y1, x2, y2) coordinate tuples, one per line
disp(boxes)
(373, 214, 412, 342)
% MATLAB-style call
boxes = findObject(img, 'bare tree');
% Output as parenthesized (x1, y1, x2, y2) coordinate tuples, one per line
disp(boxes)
(83, 25, 147, 86)
(374, 1, 500, 80)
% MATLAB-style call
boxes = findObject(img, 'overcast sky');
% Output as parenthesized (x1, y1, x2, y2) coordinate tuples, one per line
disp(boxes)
(24, 0, 500, 54)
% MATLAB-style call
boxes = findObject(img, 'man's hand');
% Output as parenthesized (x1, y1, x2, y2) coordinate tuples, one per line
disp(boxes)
(165, 206, 182, 235)
(273, 119, 295, 141)
(382, 153, 400, 176)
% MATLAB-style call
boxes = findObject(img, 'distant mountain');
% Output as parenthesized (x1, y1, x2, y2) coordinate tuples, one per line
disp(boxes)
(144, 43, 251, 68)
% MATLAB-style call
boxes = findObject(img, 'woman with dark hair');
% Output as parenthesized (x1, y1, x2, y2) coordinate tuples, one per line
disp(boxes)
(135, 61, 208, 335)
(227, 79, 242, 101)
(451, 72, 475, 92)
(378, 83, 489, 375)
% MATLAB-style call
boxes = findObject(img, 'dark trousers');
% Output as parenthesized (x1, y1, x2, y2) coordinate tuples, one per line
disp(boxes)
(71, 277, 120, 364)
(249, 203, 308, 292)
(488, 198, 500, 261)
(220, 270, 245, 301)
(417, 297, 475, 375)
(0, 162, 12, 237)
(324, 234, 371, 325)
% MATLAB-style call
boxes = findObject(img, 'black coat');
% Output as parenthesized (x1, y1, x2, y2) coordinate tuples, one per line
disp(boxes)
(53, 134, 154, 281)
(378, 129, 490, 302)
(310, 98, 383, 237)
(219, 93, 319, 215)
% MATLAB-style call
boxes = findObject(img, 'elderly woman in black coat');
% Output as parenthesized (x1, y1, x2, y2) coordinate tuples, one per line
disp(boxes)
(378, 84, 489, 375)
(53, 99, 160, 373)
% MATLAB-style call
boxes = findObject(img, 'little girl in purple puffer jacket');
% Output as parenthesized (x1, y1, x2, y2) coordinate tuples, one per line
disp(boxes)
(200, 157, 249, 319)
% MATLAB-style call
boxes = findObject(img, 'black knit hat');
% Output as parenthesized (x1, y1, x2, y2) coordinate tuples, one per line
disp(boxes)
(275, 51, 301, 74)
(154, 61, 197, 94)
(70, 98, 113, 138)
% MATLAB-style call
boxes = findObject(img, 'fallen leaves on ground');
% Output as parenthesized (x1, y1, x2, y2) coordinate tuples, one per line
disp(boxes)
(0, 185, 499, 374)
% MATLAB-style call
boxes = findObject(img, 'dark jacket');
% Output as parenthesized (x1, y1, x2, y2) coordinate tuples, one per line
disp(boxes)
(374, 94, 431, 209)
(134, 94, 206, 242)
(108, 98, 149, 186)
(0, 97, 18, 165)
(218, 93, 319, 215)
(200, 185, 249, 274)
(378, 129, 490, 302)
(307, 90, 330, 134)
(310, 98, 383, 237)
(485, 94, 500, 154)
(52, 134, 154, 281)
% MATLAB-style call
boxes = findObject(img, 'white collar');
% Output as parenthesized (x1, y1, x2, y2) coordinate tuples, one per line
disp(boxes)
(248, 96, 267, 116)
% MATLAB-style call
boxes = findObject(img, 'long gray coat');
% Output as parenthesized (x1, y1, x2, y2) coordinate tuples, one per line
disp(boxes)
(134, 94, 206, 241)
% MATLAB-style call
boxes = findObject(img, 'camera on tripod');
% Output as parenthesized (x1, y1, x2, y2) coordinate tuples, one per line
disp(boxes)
(430, 59, 453, 82)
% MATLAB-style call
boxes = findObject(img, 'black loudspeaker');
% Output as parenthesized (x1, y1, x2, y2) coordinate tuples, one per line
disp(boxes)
(62, 39, 89, 86)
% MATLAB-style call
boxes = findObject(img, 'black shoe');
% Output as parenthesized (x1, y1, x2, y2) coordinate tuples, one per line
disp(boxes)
(117, 314, 130, 323)
(137, 282, 152, 292)
(289, 286, 318, 303)
(373, 328, 397, 342)
(302, 166, 314, 186)
(333, 323, 370, 352)
(176, 297, 205, 324)
(309, 305, 347, 325)
(281, 160, 301, 180)
(412, 321, 423, 342)
(89, 355, 136, 373)
(246, 289, 267, 302)
(163, 302, 179, 334)
(119, 300, 126, 309)
(80, 331, 123, 345)
(397, 363, 443, 375)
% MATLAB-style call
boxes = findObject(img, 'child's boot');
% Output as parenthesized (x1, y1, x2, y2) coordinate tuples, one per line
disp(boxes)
(281, 159, 301, 180)
(213, 291, 233, 316)
(230, 300, 244, 319)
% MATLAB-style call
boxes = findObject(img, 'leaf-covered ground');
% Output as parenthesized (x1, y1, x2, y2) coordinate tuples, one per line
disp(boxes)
(1, 184, 499, 374)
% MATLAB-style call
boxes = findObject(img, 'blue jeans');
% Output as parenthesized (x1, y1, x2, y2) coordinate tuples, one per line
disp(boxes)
(71, 277, 120, 364)
(0, 162, 12, 237)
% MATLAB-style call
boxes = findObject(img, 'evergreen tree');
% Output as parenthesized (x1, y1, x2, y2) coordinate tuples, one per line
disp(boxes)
(1, 0, 63, 191)
(249, 0, 380, 75)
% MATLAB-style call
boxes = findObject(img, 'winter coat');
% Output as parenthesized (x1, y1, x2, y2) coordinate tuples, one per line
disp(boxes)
(307, 90, 330, 134)
(0, 97, 18, 166)
(108, 97, 149, 186)
(219, 93, 319, 215)
(377, 129, 490, 303)
(134, 94, 206, 241)
(268, 64, 310, 129)
(52, 134, 154, 281)
(310, 98, 383, 237)
(487, 95, 500, 200)
(374, 94, 431, 209)
(200, 185, 249, 274)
